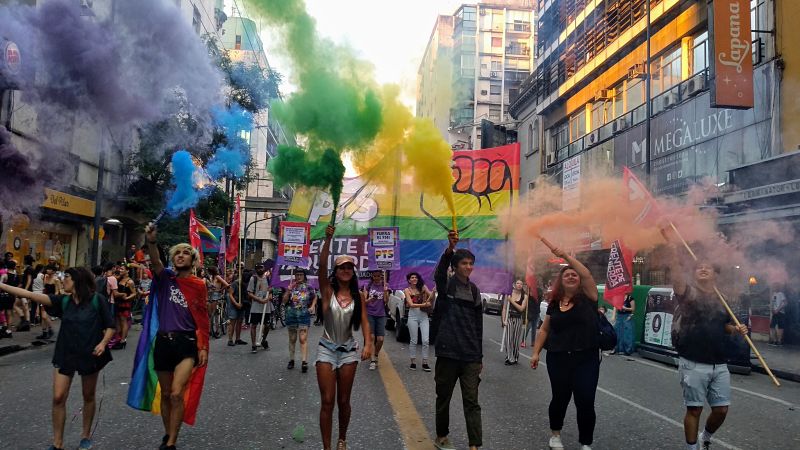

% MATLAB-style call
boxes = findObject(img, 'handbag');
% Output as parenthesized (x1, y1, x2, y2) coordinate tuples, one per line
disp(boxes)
(597, 310, 617, 351)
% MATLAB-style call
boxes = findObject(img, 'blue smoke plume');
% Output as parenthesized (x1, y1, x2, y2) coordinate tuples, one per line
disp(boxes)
(166, 150, 205, 216)
(206, 105, 253, 180)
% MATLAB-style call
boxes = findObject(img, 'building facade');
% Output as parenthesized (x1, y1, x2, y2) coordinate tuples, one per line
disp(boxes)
(511, 0, 800, 343)
(417, 1, 534, 149)
(220, 13, 294, 268)
(0, 0, 229, 267)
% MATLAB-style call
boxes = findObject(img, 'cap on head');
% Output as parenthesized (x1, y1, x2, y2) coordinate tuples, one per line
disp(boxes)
(334, 255, 356, 268)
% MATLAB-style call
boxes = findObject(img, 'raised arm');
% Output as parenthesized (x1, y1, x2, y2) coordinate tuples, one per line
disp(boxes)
(318, 225, 335, 302)
(434, 230, 458, 292)
(145, 223, 165, 278)
(0, 282, 52, 306)
(542, 237, 597, 302)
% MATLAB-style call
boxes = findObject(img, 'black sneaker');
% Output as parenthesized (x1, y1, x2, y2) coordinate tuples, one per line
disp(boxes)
(287, 360, 295, 370)
(227, 341, 235, 347)
(410, 363, 417, 370)
(235, 339, 247, 345)
(17, 321, 30, 332)
(301, 361, 308, 373)
(261, 338, 269, 350)
(422, 363, 431, 372)
(251, 346, 258, 354)
(47, 329, 54, 338)
(35, 331, 49, 340)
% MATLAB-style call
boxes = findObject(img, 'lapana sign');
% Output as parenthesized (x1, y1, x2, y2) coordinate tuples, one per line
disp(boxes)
(709, 0, 754, 109)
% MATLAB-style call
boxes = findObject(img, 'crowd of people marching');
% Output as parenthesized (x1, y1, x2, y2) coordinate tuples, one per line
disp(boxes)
(0, 223, 751, 450)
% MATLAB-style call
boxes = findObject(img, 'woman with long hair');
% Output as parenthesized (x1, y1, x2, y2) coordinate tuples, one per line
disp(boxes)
(403, 272, 433, 372)
(113, 264, 136, 349)
(206, 266, 229, 339)
(0, 266, 115, 450)
(531, 243, 599, 450)
(502, 279, 528, 365)
(317, 224, 372, 450)
(283, 268, 316, 372)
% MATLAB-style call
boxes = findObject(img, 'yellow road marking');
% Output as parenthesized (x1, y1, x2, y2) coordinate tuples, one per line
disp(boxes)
(377, 350, 434, 449)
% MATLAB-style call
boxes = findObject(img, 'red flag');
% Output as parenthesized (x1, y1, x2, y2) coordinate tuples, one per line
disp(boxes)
(525, 253, 539, 301)
(226, 195, 241, 263)
(189, 209, 204, 265)
(604, 239, 633, 310)
(623, 166, 662, 226)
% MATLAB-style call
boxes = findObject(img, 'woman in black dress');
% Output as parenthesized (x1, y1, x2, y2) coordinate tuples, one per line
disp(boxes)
(0, 266, 115, 450)
(531, 241, 599, 450)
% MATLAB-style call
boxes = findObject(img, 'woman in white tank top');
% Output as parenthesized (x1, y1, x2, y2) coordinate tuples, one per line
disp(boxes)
(316, 224, 372, 450)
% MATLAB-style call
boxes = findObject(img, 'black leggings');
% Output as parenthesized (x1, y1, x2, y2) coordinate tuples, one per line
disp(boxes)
(546, 350, 600, 445)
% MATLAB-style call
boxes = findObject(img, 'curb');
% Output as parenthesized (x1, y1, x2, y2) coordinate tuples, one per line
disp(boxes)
(751, 364, 800, 383)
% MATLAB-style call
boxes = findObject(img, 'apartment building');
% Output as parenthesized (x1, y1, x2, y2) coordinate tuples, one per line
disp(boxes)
(511, 0, 800, 339)
(418, 1, 534, 149)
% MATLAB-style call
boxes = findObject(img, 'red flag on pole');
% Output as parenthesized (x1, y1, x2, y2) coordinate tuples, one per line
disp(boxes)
(226, 195, 241, 263)
(623, 166, 662, 226)
(189, 209, 204, 265)
(604, 239, 634, 310)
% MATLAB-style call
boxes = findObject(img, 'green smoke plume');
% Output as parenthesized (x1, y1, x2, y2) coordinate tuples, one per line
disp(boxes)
(268, 146, 345, 206)
(247, 0, 382, 209)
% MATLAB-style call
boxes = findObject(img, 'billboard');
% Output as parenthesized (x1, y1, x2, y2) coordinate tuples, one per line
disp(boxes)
(709, 0, 754, 109)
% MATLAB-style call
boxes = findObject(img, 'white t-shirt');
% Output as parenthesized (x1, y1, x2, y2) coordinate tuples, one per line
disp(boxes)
(32, 273, 45, 293)
(247, 275, 273, 314)
(772, 292, 787, 313)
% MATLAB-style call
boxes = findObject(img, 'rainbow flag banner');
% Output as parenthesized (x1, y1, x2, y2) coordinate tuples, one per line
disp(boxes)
(274, 143, 520, 294)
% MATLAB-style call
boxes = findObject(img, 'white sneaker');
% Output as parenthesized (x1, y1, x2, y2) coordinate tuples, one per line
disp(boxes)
(369, 360, 376, 371)
(581, 446, 592, 450)
(548, 435, 564, 449)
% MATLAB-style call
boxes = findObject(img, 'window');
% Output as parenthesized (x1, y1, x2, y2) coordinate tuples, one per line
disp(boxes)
(491, 60, 502, 71)
(613, 83, 624, 119)
(590, 102, 607, 131)
(531, 120, 541, 154)
(508, 88, 519, 100)
(492, 37, 503, 48)
(489, 108, 501, 121)
(480, 89, 488, 95)
(569, 109, 586, 141)
(461, 54, 476, 77)
(490, 83, 502, 95)
(692, 32, 709, 75)
(235, 35, 242, 50)
(651, 46, 682, 96)
(627, 79, 644, 111)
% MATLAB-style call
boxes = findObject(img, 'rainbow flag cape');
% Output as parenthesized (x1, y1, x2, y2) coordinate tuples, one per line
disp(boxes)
(126, 279, 207, 425)
(273, 143, 520, 294)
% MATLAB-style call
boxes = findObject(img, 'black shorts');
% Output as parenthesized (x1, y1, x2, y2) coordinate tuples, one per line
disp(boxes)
(54, 351, 112, 377)
(153, 332, 198, 372)
(248, 312, 271, 326)
(771, 313, 787, 329)
(0, 294, 14, 310)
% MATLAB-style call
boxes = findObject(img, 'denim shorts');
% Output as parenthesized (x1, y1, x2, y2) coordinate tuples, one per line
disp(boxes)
(316, 342, 360, 369)
(678, 357, 731, 407)
(367, 315, 387, 337)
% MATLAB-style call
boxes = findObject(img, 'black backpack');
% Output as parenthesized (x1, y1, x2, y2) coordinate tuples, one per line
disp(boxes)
(597, 311, 617, 351)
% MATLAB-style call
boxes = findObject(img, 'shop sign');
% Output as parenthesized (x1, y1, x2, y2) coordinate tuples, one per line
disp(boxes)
(3, 40, 21, 75)
(725, 179, 800, 203)
(42, 188, 95, 218)
(562, 154, 581, 210)
(709, 0, 754, 109)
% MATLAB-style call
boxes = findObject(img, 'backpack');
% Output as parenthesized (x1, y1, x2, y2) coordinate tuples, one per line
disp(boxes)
(597, 310, 617, 351)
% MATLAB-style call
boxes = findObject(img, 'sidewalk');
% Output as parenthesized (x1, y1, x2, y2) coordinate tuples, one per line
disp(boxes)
(0, 323, 59, 357)
(750, 341, 800, 383)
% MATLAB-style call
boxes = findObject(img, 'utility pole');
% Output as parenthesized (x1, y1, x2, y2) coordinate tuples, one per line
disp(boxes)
(645, 0, 652, 182)
(90, 130, 106, 265)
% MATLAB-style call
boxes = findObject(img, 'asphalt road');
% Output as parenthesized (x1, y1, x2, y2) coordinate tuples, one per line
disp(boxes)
(0, 313, 798, 450)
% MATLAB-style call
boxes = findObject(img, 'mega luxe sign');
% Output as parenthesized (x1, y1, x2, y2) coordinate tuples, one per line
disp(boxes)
(709, 0, 754, 109)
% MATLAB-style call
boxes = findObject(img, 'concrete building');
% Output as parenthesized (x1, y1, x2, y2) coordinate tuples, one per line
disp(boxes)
(0, 0, 229, 267)
(220, 13, 295, 267)
(417, 1, 534, 149)
(510, 0, 800, 342)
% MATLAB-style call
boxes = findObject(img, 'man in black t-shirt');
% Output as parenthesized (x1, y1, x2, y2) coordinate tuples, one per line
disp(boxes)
(667, 238, 748, 450)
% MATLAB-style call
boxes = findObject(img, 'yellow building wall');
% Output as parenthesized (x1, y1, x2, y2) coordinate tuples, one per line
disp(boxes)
(777, 0, 800, 153)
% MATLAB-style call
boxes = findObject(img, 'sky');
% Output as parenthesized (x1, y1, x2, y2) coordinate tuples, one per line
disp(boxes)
(227, 0, 466, 110)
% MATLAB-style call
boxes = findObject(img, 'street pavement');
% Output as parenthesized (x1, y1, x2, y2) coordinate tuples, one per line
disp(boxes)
(0, 313, 798, 450)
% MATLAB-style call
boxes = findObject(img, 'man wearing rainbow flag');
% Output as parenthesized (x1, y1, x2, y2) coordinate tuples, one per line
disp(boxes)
(127, 224, 210, 450)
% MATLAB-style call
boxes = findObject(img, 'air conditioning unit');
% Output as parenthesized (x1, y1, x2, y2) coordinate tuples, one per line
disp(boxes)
(594, 89, 614, 101)
(546, 153, 555, 166)
(490, 71, 500, 78)
(587, 130, 600, 146)
(686, 75, 706, 97)
(628, 64, 646, 79)
(612, 117, 629, 134)
(662, 92, 679, 110)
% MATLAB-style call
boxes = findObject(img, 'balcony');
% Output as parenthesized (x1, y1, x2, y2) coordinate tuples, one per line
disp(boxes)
(506, 45, 530, 56)
(506, 22, 531, 33)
